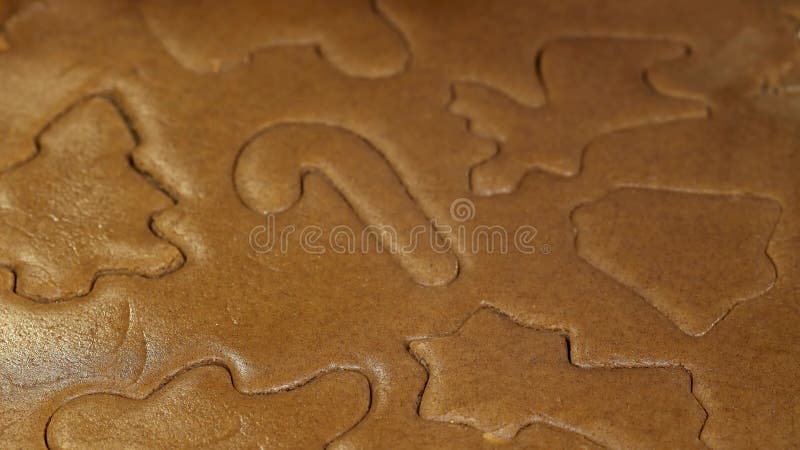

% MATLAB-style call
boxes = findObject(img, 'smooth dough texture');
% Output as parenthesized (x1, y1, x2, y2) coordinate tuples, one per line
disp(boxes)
(0, 0, 799, 448)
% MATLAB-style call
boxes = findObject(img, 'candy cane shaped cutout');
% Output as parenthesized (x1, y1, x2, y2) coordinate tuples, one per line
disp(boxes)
(234, 123, 458, 286)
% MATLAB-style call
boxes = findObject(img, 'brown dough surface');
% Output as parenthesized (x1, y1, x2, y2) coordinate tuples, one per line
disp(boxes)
(0, 0, 798, 448)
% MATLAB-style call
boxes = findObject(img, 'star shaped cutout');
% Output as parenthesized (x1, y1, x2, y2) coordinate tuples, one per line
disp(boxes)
(410, 308, 705, 448)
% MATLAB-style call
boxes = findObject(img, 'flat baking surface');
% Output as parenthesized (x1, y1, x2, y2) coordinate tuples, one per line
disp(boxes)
(1, 0, 799, 448)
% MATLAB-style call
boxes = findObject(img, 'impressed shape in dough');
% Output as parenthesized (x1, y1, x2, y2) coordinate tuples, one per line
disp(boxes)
(573, 188, 780, 335)
(452, 39, 706, 193)
(0, 96, 183, 301)
(410, 308, 706, 448)
(47, 366, 370, 449)
(139, 0, 408, 76)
